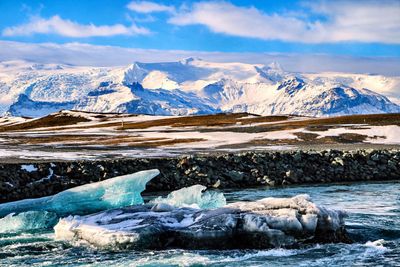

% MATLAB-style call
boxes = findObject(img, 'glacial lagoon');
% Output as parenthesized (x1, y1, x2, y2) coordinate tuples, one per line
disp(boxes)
(0, 175, 399, 267)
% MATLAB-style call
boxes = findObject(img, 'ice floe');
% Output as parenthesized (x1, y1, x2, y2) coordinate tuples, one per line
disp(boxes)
(0, 169, 349, 249)
(0, 211, 58, 233)
(54, 194, 349, 250)
(0, 169, 160, 218)
(149, 184, 226, 209)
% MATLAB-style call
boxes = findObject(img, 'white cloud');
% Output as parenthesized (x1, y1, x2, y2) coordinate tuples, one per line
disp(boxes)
(127, 1, 175, 13)
(169, 1, 400, 44)
(0, 40, 399, 77)
(170, 2, 306, 41)
(306, 0, 400, 43)
(2, 15, 150, 37)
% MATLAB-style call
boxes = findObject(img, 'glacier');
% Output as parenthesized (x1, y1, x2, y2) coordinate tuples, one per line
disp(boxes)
(54, 194, 350, 250)
(1, 59, 399, 117)
(0, 169, 160, 218)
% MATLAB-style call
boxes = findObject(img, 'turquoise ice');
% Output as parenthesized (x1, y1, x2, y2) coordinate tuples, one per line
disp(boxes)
(150, 184, 226, 209)
(0, 211, 58, 233)
(0, 169, 160, 218)
(0, 169, 228, 234)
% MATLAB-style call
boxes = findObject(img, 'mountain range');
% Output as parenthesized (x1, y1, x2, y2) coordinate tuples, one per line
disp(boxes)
(1, 58, 399, 117)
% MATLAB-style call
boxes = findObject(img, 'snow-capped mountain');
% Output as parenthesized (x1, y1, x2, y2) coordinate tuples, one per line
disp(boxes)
(1, 58, 399, 117)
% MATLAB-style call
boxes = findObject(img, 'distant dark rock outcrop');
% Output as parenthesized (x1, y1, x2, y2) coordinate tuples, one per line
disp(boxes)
(8, 94, 76, 118)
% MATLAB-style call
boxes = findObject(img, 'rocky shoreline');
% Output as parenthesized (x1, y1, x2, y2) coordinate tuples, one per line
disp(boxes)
(1, 149, 399, 203)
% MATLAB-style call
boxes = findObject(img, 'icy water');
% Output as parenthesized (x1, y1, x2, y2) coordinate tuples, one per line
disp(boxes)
(1, 181, 399, 267)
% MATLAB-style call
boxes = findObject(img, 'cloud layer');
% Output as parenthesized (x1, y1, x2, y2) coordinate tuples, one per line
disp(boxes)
(1, 40, 399, 76)
(2, 1, 399, 44)
(169, 1, 400, 44)
(2, 15, 150, 37)
(127, 1, 175, 13)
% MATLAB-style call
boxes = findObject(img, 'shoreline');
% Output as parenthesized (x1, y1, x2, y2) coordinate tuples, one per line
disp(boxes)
(1, 143, 400, 164)
(1, 148, 399, 203)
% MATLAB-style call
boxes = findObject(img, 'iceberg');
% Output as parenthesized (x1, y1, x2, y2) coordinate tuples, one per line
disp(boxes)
(54, 194, 350, 250)
(149, 184, 226, 209)
(0, 211, 58, 233)
(0, 169, 160, 218)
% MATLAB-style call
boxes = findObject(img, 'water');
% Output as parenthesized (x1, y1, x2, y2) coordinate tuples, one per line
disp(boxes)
(1, 181, 399, 267)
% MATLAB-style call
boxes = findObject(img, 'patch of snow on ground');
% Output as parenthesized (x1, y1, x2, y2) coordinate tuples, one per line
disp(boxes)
(137, 129, 300, 149)
(307, 125, 400, 144)
(0, 116, 30, 126)
(1, 149, 95, 161)
(261, 129, 300, 140)
(21, 164, 37, 172)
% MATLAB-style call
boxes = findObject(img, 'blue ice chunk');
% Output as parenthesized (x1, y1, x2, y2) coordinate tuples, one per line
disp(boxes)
(150, 184, 226, 209)
(0, 169, 160, 217)
(0, 211, 58, 233)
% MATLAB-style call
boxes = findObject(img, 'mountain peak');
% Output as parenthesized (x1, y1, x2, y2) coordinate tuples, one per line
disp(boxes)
(179, 57, 202, 65)
(255, 61, 285, 82)
(267, 61, 283, 72)
(2, 59, 399, 118)
(123, 63, 148, 85)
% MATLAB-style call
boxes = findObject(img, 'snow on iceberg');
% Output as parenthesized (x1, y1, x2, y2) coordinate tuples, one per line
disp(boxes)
(0, 169, 160, 218)
(54, 194, 350, 250)
(150, 184, 226, 209)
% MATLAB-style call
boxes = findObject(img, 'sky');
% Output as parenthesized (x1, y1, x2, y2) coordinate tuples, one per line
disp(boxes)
(0, 0, 399, 74)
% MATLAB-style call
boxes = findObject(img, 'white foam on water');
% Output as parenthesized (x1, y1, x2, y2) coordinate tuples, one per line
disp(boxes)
(131, 252, 211, 267)
(117, 249, 300, 267)
(298, 240, 392, 267)
(365, 239, 389, 252)
(218, 249, 299, 262)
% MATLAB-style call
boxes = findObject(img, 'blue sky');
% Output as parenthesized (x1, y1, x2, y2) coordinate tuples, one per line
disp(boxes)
(0, 0, 399, 74)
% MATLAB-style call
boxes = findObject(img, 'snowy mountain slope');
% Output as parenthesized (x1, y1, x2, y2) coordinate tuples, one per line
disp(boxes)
(8, 94, 76, 117)
(75, 82, 217, 115)
(303, 72, 400, 105)
(0, 58, 399, 117)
